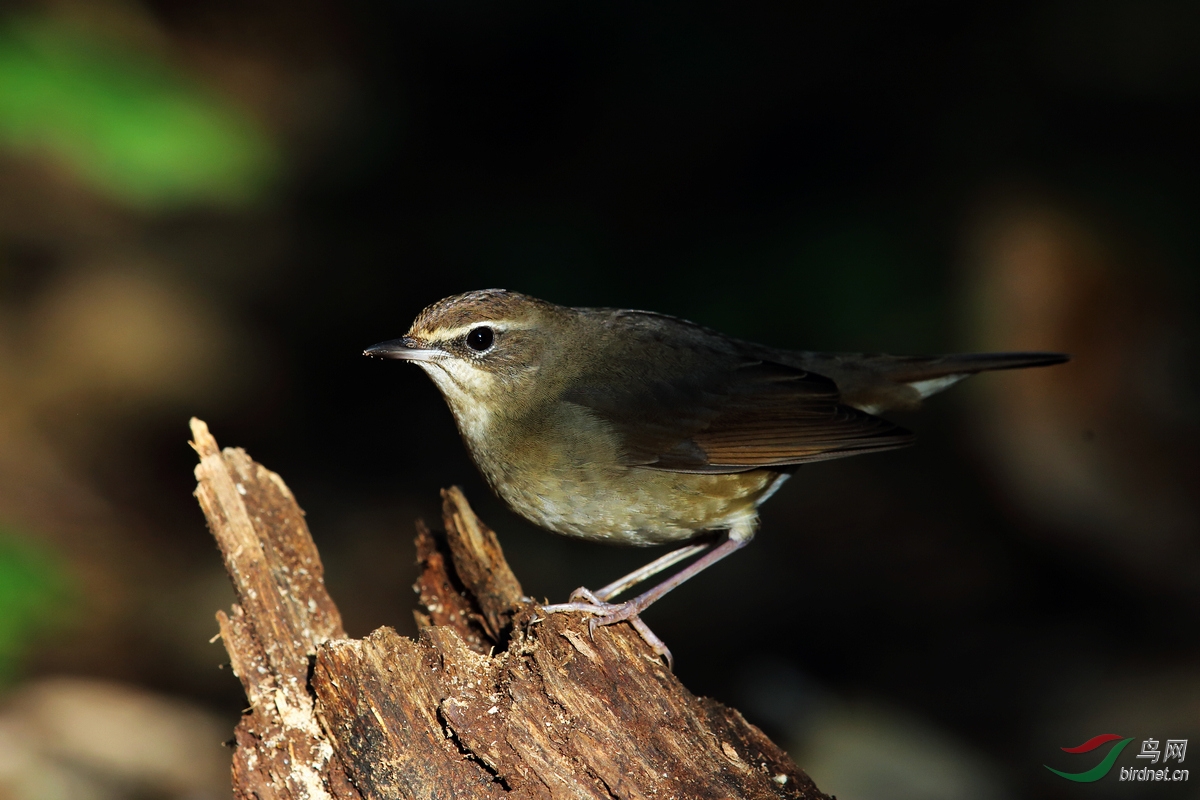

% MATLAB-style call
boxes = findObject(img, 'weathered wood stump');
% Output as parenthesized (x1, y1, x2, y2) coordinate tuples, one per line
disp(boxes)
(191, 417, 829, 799)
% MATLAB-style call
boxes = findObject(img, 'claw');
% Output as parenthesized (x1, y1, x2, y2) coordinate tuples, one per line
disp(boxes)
(629, 616, 673, 669)
(539, 589, 672, 669)
(568, 586, 605, 605)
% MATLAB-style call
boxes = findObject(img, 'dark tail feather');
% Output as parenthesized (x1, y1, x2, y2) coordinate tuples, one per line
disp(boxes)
(879, 352, 1069, 383)
(787, 351, 1070, 412)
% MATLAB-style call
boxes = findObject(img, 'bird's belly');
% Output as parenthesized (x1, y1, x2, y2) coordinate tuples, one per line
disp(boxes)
(459, 402, 786, 545)
(489, 463, 784, 546)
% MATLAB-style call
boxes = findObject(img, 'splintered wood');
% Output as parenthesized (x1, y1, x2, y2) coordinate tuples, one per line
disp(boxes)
(191, 418, 829, 800)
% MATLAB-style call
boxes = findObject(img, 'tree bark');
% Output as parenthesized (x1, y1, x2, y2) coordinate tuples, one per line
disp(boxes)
(191, 417, 829, 800)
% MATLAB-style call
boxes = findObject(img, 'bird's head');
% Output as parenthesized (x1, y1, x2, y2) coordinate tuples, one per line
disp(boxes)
(364, 289, 568, 424)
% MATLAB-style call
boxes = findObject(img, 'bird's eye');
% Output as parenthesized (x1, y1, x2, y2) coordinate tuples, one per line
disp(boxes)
(466, 326, 494, 352)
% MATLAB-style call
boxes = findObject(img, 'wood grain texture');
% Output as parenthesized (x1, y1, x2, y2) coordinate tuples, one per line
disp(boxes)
(191, 418, 829, 800)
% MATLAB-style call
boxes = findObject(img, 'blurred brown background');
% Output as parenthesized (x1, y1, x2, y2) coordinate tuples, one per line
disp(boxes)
(0, 1, 1197, 798)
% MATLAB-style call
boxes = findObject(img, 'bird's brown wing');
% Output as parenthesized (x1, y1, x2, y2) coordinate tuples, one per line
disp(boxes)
(563, 358, 914, 474)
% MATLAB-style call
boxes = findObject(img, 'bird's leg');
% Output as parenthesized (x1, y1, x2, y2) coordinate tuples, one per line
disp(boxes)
(539, 521, 756, 666)
(587, 522, 754, 627)
(541, 538, 714, 613)
(587, 540, 712, 602)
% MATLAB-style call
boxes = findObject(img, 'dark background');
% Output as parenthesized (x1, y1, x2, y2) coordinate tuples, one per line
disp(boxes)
(1, 2, 1198, 798)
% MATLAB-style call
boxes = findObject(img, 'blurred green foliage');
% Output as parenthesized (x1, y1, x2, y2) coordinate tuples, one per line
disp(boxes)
(0, 528, 72, 685)
(0, 17, 278, 209)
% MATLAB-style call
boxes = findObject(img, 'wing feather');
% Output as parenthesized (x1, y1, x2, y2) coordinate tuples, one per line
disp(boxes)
(563, 356, 913, 474)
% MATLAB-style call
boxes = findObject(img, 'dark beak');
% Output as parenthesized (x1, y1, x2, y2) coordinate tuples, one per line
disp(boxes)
(363, 337, 447, 361)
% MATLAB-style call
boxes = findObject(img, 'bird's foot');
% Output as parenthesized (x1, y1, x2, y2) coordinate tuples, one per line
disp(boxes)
(539, 589, 673, 668)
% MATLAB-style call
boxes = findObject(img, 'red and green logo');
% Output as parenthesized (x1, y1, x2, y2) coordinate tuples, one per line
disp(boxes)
(1045, 734, 1135, 782)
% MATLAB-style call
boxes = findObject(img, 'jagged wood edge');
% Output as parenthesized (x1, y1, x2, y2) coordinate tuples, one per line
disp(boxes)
(192, 417, 360, 800)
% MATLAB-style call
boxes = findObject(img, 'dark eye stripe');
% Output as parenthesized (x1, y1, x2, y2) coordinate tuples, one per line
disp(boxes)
(466, 326, 494, 352)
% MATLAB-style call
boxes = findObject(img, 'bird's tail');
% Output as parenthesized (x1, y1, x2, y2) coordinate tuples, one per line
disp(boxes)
(791, 351, 1069, 413)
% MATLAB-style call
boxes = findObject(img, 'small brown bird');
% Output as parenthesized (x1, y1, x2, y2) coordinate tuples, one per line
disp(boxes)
(366, 289, 1066, 663)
